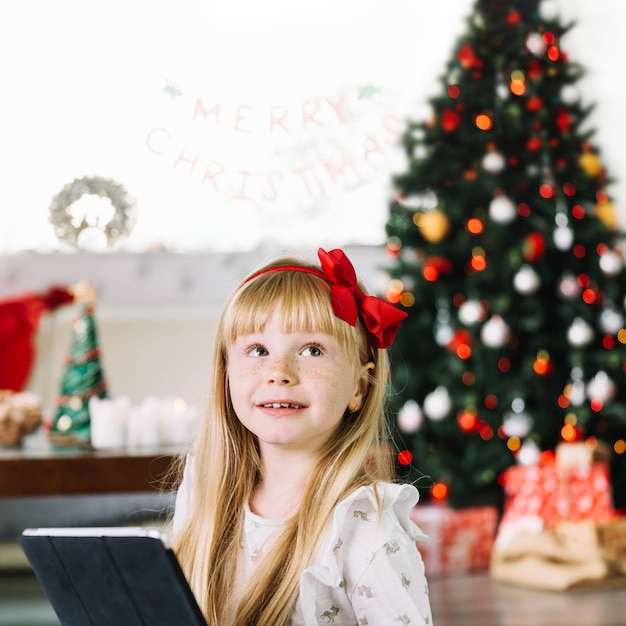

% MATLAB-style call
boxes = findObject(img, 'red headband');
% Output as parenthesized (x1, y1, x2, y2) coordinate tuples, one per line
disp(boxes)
(244, 248, 408, 350)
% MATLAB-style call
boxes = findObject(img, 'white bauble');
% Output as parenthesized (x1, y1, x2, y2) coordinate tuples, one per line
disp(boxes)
(423, 386, 452, 421)
(459, 299, 484, 325)
(567, 317, 594, 346)
(481, 315, 510, 348)
(569, 379, 586, 406)
(518, 441, 541, 466)
(489, 195, 516, 222)
(483, 151, 506, 175)
(413, 145, 428, 160)
(599, 250, 623, 276)
(587, 371, 617, 402)
(434, 324, 453, 346)
(397, 400, 424, 433)
(539, 0, 559, 21)
(496, 83, 510, 100)
(513, 265, 540, 294)
(553, 225, 573, 250)
(526, 32, 547, 56)
(561, 85, 579, 105)
(502, 411, 532, 438)
(600, 307, 625, 334)
(558, 274, 581, 298)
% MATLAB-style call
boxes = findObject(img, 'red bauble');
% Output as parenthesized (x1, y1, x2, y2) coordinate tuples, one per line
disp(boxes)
(441, 109, 461, 132)
(507, 10, 521, 25)
(523, 232, 547, 262)
(457, 43, 483, 69)
(446, 328, 473, 353)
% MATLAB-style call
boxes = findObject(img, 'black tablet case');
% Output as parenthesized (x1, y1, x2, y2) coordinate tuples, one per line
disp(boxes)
(18, 528, 207, 626)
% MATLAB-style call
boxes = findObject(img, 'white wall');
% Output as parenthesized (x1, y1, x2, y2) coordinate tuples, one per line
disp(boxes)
(6, 247, 389, 413)
(0, 0, 624, 254)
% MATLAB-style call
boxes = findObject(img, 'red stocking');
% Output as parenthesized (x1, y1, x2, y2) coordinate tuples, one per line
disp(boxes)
(0, 287, 74, 391)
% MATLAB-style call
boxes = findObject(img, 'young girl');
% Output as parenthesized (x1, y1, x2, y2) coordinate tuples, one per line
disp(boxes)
(172, 247, 433, 626)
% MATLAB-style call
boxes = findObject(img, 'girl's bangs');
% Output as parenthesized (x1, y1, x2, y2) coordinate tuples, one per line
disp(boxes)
(225, 270, 359, 349)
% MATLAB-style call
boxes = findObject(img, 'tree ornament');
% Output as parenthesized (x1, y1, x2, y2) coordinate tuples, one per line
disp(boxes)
(523, 232, 547, 262)
(489, 195, 516, 222)
(587, 371, 616, 402)
(599, 248, 624, 276)
(397, 399, 424, 433)
(561, 85, 579, 105)
(458, 299, 485, 325)
(513, 265, 540, 294)
(578, 153, 603, 177)
(502, 410, 532, 438)
(423, 386, 452, 421)
(415, 209, 451, 242)
(568, 378, 586, 406)
(441, 109, 461, 132)
(600, 307, 624, 334)
(557, 273, 581, 298)
(482, 151, 506, 174)
(518, 440, 541, 465)
(526, 33, 547, 56)
(539, 0, 560, 21)
(457, 43, 482, 69)
(567, 317, 594, 347)
(553, 225, 574, 250)
(413, 145, 428, 160)
(446, 328, 473, 354)
(595, 201, 618, 231)
(481, 314, 510, 348)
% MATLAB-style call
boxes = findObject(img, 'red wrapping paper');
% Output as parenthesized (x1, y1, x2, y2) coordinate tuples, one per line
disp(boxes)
(410, 504, 499, 577)
(500, 462, 615, 529)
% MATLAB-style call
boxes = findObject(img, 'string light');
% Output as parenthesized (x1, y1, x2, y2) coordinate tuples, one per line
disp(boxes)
(466, 217, 484, 234)
(431, 482, 448, 501)
(475, 112, 493, 130)
(510, 69, 526, 95)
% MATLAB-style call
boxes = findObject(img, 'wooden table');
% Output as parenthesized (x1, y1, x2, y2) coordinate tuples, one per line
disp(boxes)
(0, 445, 179, 498)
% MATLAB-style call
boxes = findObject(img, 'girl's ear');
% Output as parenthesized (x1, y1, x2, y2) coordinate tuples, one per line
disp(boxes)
(349, 361, 374, 412)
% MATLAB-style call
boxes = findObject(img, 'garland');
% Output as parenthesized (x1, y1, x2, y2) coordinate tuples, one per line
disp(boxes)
(49, 176, 136, 248)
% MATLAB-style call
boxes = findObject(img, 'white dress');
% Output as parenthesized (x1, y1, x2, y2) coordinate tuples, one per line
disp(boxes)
(174, 461, 433, 625)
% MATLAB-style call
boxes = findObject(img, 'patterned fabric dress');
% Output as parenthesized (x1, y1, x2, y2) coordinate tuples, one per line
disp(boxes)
(174, 463, 433, 625)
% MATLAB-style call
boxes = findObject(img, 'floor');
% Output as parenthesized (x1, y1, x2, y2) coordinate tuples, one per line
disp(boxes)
(2, 569, 626, 626)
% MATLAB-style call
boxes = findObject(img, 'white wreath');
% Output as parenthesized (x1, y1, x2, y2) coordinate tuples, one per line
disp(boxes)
(49, 176, 136, 248)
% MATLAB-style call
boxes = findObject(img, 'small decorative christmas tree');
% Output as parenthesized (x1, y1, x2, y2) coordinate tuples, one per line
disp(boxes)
(384, 0, 626, 509)
(50, 280, 108, 446)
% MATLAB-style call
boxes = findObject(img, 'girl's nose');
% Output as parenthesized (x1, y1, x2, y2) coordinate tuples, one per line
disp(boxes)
(267, 356, 298, 384)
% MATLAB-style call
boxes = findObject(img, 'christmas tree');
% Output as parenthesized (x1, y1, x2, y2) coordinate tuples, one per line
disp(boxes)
(385, 0, 626, 509)
(50, 280, 108, 446)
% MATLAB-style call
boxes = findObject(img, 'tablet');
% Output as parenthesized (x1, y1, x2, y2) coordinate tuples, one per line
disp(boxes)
(19, 526, 207, 626)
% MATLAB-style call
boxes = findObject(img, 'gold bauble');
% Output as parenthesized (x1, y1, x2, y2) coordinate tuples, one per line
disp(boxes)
(415, 209, 451, 243)
(595, 202, 618, 231)
(579, 153, 602, 177)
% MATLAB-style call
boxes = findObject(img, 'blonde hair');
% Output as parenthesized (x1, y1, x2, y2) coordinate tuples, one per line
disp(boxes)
(173, 255, 395, 625)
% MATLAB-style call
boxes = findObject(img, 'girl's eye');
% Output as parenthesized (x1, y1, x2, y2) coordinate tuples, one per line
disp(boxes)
(248, 345, 268, 357)
(302, 344, 324, 357)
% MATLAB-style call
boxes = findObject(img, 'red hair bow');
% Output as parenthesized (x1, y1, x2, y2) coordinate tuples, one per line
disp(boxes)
(317, 248, 408, 350)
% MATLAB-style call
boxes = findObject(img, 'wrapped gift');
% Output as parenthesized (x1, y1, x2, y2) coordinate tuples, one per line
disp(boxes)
(498, 462, 614, 535)
(410, 504, 499, 577)
(491, 517, 626, 590)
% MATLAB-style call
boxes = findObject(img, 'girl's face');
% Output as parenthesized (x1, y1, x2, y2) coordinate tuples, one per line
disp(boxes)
(227, 306, 371, 458)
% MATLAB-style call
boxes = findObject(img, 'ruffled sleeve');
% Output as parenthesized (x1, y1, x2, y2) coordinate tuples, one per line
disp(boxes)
(295, 483, 432, 626)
